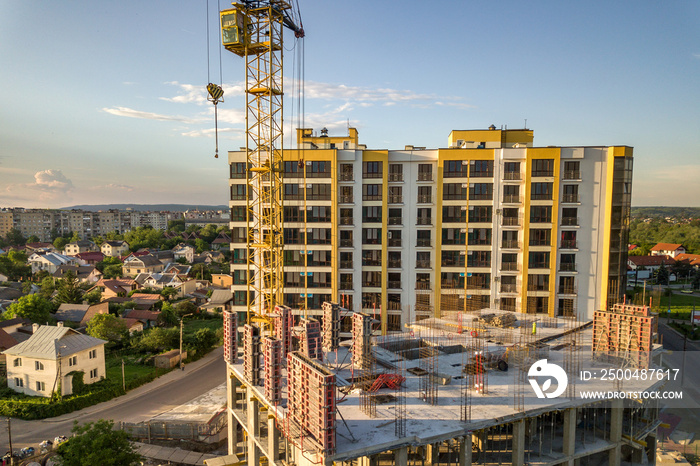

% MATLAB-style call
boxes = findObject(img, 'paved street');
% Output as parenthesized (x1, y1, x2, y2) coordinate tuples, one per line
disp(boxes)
(3, 346, 226, 451)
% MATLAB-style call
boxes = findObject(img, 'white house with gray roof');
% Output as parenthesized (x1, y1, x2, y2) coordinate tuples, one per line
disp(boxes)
(28, 252, 78, 274)
(3, 323, 106, 397)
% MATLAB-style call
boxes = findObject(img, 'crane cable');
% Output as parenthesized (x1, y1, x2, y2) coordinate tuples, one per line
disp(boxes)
(206, 0, 225, 158)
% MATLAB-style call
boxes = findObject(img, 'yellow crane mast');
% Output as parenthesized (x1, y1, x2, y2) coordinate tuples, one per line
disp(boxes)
(220, 1, 303, 328)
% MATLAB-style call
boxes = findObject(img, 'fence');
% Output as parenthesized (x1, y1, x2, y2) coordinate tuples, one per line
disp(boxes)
(118, 409, 227, 443)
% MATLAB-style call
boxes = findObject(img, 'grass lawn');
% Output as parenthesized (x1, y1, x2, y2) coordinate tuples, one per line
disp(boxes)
(182, 318, 222, 336)
(105, 356, 165, 383)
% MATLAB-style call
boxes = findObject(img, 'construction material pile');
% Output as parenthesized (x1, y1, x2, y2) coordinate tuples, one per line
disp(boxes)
(477, 313, 517, 328)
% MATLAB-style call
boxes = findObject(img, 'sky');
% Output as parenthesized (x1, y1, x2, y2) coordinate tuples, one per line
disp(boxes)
(1, 0, 699, 208)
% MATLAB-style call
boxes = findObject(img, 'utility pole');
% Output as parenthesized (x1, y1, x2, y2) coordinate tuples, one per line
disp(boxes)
(121, 359, 126, 392)
(179, 313, 194, 370)
(7, 417, 13, 465)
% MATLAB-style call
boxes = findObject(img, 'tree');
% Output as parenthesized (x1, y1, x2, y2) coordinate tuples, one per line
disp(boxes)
(174, 300, 198, 318)
(103, 264, 123, 279)
(185, 327, 217, 354)
(55, 271, 83, 304)
(87, 313, 128, 342)
(136, 327, 179, 352)
(157, 303, 178, 327)
(3, 294, 54, 323)
(160, 286, 179, 301)
(4, 228, 26, 246)
(56, 419, 141, 466)
(53, 236, 70, 251)
(96, 256, 122, 273)
(655, 263, 670, 286)
(39, 276, 56, 299)
(84, 289, 102, 305)
(167, 219, 186, 232)
(26, 235, 40, 244)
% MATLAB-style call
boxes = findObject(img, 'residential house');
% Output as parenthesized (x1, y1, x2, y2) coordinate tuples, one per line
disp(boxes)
(54, 302, 109, 327)
(0, 328, 18, 366)
(162, 263, 192, 278)
(122, 309, 160, 328)
(74, 251, 105, 266)
(120, 318, 145, 334)
(675, 253, 700, 268)
(28, 252, 78, 274)
(199, 289, 233, 313)
(64, 240, 98, 256)
(25, 242, 55, 254)
(211, 231, 231, 250)
(3, 323, 107, 397)
(651, 243, 686, 258)
(172, 244, 195, 263)
(627, 255, 674, 280)
(53, 265, 103, 284)
(153, 249, 175, 265)
(194, 251, 225, 265)
(128, 293, 163, 308)
(101, 240, 130, 257)
(211, 274, 233, 289)
(133, 272, 197, 298)
(122, 254, 165, 276)
(89, 278, 139, 299)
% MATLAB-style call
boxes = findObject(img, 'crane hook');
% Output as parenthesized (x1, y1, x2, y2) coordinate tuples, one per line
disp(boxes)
(206, 83, 225, 158)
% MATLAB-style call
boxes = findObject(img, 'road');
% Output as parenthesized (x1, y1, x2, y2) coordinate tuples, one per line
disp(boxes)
(3, 346, 226, 451)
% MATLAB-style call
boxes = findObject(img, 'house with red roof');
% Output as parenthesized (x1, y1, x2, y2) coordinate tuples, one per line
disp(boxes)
(74, 251, 105, 266)
(674, 253, 700, 267)
(651, 243, 686, 258)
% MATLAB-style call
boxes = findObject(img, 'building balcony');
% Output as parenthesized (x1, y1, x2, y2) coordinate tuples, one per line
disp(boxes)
(340, 261, 353, 269)
(529, 240, 551, 247)
(415, 281, 431, 290)
(559, 263, 576, 272)
(362, 195, 382, 201)
(444, 170, 469, 178)
(417, 173, 433, 181)
(467, 261, 490, 268)
(562, 194, 579, 203)
(388, 217, 402, 225)
(469, 194, 493, 201)
(416, 239, 431, 247)
(363, 172, 383, 179)
(388, 260, 402, 268)
(563, 170, 581, 180)
(388, 196, 403, 204)
(363, 260, 381, 267)
(340, 239, 353, 247)
(417, 195, 432, 204)
(362, 281, 382, 288)
(416, 218, 431, 226)
(558, 286, 577, 295)
(503, 172, 521, 181)
(388, 173, 403, 182)
(388, 238, 402, 247)
(501, 262, 519, 271)
(560, 240, 578, 249)
(339, 281, 353, 290)
(560, 217, 579, 226)
(503, 195, 522, 204)
(388, 281, 402, 289)
(502, 216, 521, 226)
(339, 173, 354, 181)
(340, 217, 353, 225)
(470, 170, 493, 178)
(416, 260, 431, 269)
(340, 195, 353, 203)
(501, 240, 521, 249)
(529, 262, 549, 269)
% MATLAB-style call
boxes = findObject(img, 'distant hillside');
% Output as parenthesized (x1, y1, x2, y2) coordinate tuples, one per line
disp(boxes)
(60, 204, 228, 212)
(631, 207, 700, 219)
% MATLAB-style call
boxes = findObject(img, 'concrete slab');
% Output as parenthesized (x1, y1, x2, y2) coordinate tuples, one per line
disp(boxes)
(167, 448, 189, 462)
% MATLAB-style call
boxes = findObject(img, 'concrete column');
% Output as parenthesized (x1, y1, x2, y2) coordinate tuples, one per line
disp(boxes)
(459, 434, 472, 466)
(562, 408, 577, 464)
(608, 399, 624, 465)
(394, 446, 409, 466)
(227, 409, 238, 455)
(512, 420, 526, 466)
(267, 415, 280, 461)
(248, 432, 260, 465)
(247, 393, 260, 463)
(360, 455, 378, 466)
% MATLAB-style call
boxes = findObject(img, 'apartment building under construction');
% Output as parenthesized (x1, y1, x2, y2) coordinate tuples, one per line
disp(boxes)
(227, 126, 633, 330)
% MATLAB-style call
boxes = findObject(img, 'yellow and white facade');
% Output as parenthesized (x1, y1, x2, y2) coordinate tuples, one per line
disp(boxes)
(228, 126, 632, 328)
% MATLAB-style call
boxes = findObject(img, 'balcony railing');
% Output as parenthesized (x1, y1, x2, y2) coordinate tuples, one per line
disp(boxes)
(503, 172, 521, 181)
(362, 195, 382, 201)
(467, 280, 490, 290)
(500, 284, 519, 293)
(363, 172, 383, 179)
(363, 259, 381, 266)
(363, 218, 382, 224)
(529, 262, 549, 269)
(362, 281, 381, 288)
(417, 172, 433, 181)
(388, 195, 403, 204)
(532, 170, 554, 177)
(442, 260, 465, 267)
(470, 170, 493, 178)
(415, 281, 431, 290)
(416, 239, 431, 247)
(560, 240, 578, 249)
(388, 217, 402, 225)
(527, 285, 549, 292)
(340, 239, 353, 247)
(469, 194, 493, 201)
(416, 260, 431, 269)
(388, 238, 402, 247)
(388, 260, 402, 268)
(339, 173, 354, 181)
(560, 263, 576, 272)
(388, 173, 403, 182)
(416, 218, 431, 225)
(503, 195, 522, 204)
(340, 261, 353, 269)
(562, 194, 579, 203)
(501, 262, 519, 271)
(339, 281, 353, 290)
(529, 239, 551, 247)
(558, 286, 576, 294)
(340, 195, 353, 203)
(560, 217, 579, 226)
(501, 240, 520, 249)
(531, 194, 553, 201)
(467, 261, 490, 268)
(388, 281, 402, 289)
(442, 280, 465, 288)
(444, 170, 469, 178)
(502, 216, 520, 226)
(563, 170, 581, 180)
(340, 217, 353, 225)
(417, 195, 432, 203)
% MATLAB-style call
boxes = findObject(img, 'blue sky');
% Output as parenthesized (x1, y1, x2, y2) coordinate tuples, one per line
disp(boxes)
(1, 0, 698, 208)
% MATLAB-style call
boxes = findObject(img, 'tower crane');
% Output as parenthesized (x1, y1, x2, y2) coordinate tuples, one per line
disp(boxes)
(219, 1, 304, 328)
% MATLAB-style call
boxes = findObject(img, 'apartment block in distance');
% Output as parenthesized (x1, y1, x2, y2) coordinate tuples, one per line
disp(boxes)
(227, 126, 632, 328)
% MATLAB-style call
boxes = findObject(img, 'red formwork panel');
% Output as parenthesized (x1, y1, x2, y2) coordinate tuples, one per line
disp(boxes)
(286, 352, 336, 455)
(322, 301, 340, 352)
(274, 305, 293, 357)
(592, 306, 655, 368)
(223, 310, 237, 364)
(243, 324, 261, 385)
(301, 318, 322, 361)
(263, 336, 282, 403)
(352, 312, 372, 369)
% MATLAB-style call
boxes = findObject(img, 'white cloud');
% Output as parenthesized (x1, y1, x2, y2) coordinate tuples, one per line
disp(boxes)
(181, 127, 244, 138)
(3, 169, 75, 203)
(34, 169, 73, 191)
(102, 106, 200, 123)
(160, 81, 245, 105)
(103, 183, 134, 192)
